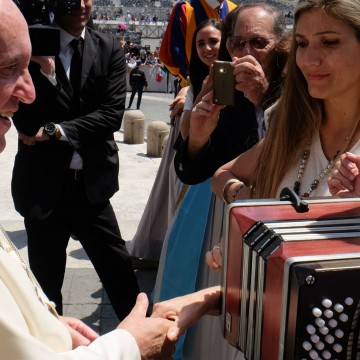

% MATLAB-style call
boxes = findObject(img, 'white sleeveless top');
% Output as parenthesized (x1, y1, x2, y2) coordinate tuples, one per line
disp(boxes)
(277, 135, 360, 198)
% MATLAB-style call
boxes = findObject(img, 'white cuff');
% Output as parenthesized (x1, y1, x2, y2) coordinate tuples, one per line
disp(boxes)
(40, 69, 57, 87)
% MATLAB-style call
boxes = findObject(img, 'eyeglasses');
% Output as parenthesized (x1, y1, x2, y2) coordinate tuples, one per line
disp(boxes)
(228, 36, 273, 51)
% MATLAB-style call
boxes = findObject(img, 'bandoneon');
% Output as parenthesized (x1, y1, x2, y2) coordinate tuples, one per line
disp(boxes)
(222, 197, 360, 360)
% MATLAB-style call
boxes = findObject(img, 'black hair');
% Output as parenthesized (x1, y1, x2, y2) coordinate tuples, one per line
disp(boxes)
(188, 19, 222, 100)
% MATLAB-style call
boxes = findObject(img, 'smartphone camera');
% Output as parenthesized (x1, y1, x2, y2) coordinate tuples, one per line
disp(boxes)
(213, 61, 235, 106)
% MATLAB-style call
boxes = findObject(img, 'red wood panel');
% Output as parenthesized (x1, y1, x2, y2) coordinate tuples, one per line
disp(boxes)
(224, 200, 360, 359)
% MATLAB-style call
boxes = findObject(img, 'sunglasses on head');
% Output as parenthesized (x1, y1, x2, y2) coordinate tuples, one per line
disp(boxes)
(228, 36, 272, 51)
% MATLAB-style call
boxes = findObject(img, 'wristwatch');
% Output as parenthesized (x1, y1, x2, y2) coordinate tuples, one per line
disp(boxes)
(43, 122, 57, 139)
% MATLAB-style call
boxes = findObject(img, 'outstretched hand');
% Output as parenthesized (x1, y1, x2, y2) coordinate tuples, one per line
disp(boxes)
(118, 293, 176, 360)
(152, 286, 222, 343)
(328, 152, 360, 197)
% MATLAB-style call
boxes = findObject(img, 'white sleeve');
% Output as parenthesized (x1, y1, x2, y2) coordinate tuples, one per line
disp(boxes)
(61, 330, 142, 360)
(40, 69, 57, 86)
(0, 249, 141, 360)
(0, 305, 141, 360)
(183, 87, 194, 111)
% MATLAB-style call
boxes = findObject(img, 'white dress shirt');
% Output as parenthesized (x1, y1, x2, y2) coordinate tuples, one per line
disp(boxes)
(42, 27, 86, 170)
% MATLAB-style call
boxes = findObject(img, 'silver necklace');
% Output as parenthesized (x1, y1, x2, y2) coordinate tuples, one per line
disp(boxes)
(294, 149, 340, 197)
(294, 119, 360, 197)
(294, 124, 358, 197)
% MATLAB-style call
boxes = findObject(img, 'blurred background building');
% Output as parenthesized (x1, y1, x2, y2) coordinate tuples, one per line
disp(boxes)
(92, 0, 295, 51)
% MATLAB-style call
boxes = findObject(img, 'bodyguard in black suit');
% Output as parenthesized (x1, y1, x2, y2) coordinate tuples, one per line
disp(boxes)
(11, 0, 140, 320)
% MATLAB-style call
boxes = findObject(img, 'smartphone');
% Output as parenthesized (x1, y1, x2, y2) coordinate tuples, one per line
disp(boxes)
(212, 60, 235, 106)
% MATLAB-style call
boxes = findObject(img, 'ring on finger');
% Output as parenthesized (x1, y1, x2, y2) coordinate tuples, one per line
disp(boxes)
(211, 245, 222, 265)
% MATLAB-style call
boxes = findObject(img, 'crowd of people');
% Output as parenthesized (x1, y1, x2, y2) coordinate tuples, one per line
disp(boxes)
(133, 0, 360, 359)
(121, 0, 174, 10)
(124, 10, 171, 25)
(2, 0, 360, 359)
(116, 38, 181, 96)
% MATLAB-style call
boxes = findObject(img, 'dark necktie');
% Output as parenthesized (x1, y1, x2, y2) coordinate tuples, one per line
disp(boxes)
(69, 38, 83, 94)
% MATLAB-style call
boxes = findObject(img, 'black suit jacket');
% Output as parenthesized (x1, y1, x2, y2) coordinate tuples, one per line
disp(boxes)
(12, 27, 126, 220)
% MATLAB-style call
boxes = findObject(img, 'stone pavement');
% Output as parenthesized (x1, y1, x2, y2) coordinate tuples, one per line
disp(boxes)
(0, 91, 174, 334)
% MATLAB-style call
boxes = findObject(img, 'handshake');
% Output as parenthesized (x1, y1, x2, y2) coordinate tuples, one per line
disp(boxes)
(118, 287, 221, 359)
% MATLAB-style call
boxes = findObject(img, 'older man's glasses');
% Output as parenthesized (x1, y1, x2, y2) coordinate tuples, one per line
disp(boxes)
(228, 37, 272, 51)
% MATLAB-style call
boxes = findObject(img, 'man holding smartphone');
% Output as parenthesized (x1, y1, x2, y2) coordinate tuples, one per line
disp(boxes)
(169, 4, 288, 359)
(130, 0, 237, 264)
(174, 3, 288, 184)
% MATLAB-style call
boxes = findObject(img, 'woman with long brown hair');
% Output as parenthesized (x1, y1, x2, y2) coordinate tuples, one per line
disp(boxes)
(152, 3, 360, 359)
(211, 0, 360, 202)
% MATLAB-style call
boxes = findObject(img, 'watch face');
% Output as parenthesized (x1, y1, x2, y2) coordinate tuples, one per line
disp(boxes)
(44, 122, 56, 136)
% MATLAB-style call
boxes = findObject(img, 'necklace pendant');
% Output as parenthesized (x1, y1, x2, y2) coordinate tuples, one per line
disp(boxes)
(294, 144, 341, 200)
(310, 180, 319, 191)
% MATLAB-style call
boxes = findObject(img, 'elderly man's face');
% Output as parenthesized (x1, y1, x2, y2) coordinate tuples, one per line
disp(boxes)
(227, 7, 277, 72)
(0, 0, 35, 153)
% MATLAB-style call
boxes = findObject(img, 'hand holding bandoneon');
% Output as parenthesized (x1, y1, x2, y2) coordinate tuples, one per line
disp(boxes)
(206, 242, 223, 271)
(222, 179, 245, 204)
